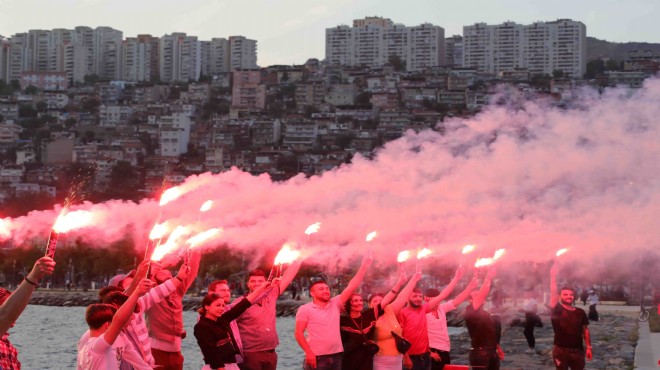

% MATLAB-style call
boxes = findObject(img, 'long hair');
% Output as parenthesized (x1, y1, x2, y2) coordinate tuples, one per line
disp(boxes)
(198, 293, 222, 316)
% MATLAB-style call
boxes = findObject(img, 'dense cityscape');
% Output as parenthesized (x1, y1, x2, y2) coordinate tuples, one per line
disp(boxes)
(0, 10, 659, 370)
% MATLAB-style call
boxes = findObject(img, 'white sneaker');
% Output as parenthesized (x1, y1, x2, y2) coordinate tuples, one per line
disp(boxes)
(525, 348, 535, 354)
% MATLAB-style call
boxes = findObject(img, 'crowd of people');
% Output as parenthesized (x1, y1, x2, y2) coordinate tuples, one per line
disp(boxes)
(0, 253, 597, 370)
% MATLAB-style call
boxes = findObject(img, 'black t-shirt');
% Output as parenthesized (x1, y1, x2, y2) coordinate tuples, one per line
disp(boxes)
(464, 304, 498, 348)
(550, 303, 589, 349)
(340, 305, 383, 353)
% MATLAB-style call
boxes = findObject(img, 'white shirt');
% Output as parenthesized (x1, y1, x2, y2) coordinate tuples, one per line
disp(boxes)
(426, 301, 456, 352)
(77, 332, 151, 370)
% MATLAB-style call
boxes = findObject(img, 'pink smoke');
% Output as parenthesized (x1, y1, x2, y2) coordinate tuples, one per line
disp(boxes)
(2, 78, 660, 270)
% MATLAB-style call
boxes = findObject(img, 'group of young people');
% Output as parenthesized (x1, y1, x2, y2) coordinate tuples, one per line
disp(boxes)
(0, 252, 593, 370)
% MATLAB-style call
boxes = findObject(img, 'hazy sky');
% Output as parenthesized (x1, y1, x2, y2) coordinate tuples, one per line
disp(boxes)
(1, 0, 658, 66)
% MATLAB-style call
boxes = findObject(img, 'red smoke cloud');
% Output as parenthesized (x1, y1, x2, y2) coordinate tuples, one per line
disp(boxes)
(2, 79, 660, 270)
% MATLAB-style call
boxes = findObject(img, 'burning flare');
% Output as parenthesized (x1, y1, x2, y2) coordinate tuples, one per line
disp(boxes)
(397, 250, 411, 263)
(493, 248, 506, 260)
(366, 231, 378, 242)
(462, 244, 476, 254)
(274, 243, 301, 265)
(474, 257, 494, 268)
(52, 210, 95, 233)
(187, 228, 222, 249)
(149, 222, 169, 240)
(304, 222, 321, 235)
(556, 248, 569, 257)
(0, 219, 11, 238)
(159, 187, 183, 206)
(417, 248, 432, 259)
(199, 200, 214, 212)
(151, 225, 190, 261)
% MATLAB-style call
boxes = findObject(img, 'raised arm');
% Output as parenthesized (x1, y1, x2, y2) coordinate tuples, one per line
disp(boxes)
(472, 266, 495, 310)
(0, 257, 55, 336)
(380, 269, 407, 309)
(426, 266, 465, 312)
(246, 279, 275, 303)
(279, 259, 302, 294)
(451, 275, 479, 307)
(550, 263, 559, 307)
(125, 259, 149, 295)
(338, 254, 373, 306)
(184, 248, 202, 291)
(389, 272, 422, 315)
(104, 278, 153, 345)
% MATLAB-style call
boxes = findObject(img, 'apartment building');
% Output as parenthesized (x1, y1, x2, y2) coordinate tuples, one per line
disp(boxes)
(464, 19, 586, 78)
(229, 36, 258, 71)
(159, 33, 201, 82)
(326, 17, 445, 72)
(158, 112, 191, 157)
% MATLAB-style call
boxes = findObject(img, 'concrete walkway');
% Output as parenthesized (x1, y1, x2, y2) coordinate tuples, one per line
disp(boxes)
(635, 318, 660, 369)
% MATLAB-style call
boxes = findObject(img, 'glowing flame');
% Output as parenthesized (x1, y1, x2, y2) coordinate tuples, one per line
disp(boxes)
(397, 250, 411, 263)
(493, 248, 506, 260)
(274, 243, 301, 265)
(187, 228, 221, 249)
(474, 257, 494, 268)
(151, 225, 190, 261)
(462, 244, 476, 254)
(0, 218, 11, 238)
(159, 187, 183, 206)
(556, 248, 569, 257)
(304, 222, 321, 235)
(52, 210, 95, 233)
(417, 248, 432, 259)
(149, 222, 169, 240)
(200, 200, 214, 212)
(366, 231, 378, 242)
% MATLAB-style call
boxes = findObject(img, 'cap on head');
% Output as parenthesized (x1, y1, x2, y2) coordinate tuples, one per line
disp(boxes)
(108, 270, 136, 288)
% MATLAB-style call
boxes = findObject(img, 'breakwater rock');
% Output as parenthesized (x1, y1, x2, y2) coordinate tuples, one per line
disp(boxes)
(28, 289, 307, 316)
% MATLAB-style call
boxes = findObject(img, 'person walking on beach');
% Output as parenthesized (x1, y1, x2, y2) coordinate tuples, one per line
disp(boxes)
(295, 254, 373, 370)
(522, 289, 543, 353)
(586, 290, 599, 321)
(549, 263, 592, 370)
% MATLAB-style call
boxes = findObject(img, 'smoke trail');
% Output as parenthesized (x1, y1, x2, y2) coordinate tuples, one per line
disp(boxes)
(2, 79, 660, 271)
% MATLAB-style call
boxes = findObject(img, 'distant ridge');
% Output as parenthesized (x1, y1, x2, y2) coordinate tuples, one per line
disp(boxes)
(588, 36, 660, 61)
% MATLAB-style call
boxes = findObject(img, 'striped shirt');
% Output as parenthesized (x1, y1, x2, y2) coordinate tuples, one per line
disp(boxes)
(124, 279, 177, 367)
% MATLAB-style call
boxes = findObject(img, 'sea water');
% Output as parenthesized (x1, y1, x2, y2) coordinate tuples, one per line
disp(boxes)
(9, 305, 464, 369)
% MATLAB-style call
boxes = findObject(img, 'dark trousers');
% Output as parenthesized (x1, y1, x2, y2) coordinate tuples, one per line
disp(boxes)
(552, 346, 585, 370)
(523, 312, 541, 348)
(151, 348, 184, 370)
(469, 347, 500, 370)
(240, 350, 277, 370)
(429, 348, 450, 370)
(409, 352, 431, 370)
(304, 352, 343, 370)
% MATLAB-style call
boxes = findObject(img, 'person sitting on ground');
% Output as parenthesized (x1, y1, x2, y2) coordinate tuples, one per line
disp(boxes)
(0, 257, 56, 337)
(194, 279, 277, 370)
(77, 278, 153, 370)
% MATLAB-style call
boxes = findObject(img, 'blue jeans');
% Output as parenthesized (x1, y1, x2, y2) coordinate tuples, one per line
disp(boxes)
(304, 352, 342, 370)
(409, 352, 431, 370)
(552, 346, 585, 370)
(469, 347, 500, 370)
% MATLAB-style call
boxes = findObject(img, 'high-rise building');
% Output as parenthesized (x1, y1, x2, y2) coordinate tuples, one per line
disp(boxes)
(445, 35, 463, 67)
(28, 29, 52, 72)
(6, 34, 28, 82)
(463, 19, 586, 78)
(137, 34, 160, 81)
(325, 17, 445, 71)
(229, 36, 257, 71)
(93, 27, 123, 80)
(159, 33, 201, 82)
(122, 37, 151, 81)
